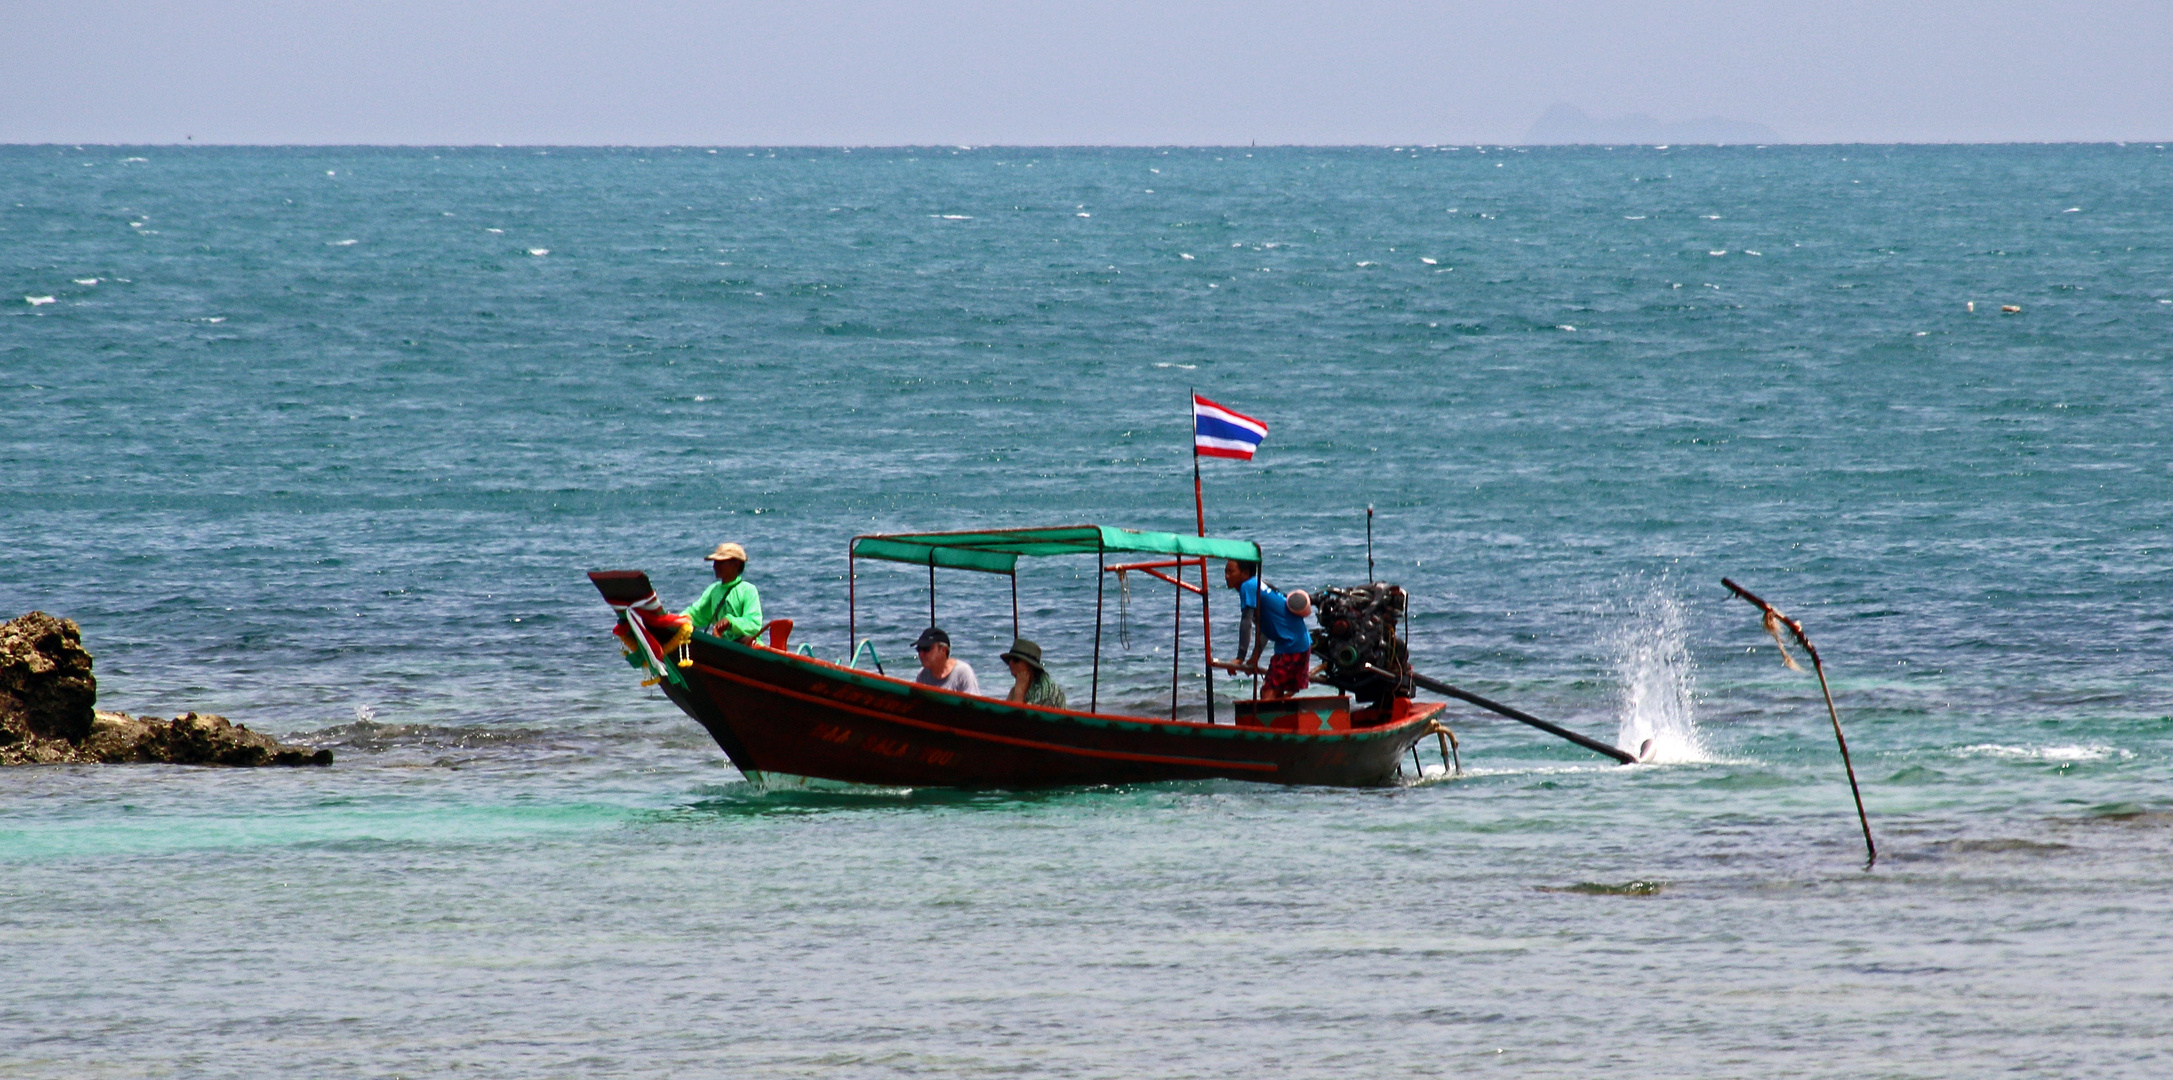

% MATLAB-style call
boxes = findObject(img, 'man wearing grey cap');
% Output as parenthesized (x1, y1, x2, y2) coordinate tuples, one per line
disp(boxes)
(912, 627, 980, 696)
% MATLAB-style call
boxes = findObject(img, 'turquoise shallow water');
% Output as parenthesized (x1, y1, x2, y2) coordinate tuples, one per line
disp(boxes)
(4, 145, 2172, 1077)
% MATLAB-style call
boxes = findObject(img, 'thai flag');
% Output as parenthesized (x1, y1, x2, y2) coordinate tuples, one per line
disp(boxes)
(1193, 394, 1268, 460)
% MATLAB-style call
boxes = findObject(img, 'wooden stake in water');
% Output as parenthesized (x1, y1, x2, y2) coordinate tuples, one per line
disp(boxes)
(1721, 578, 1876, 868)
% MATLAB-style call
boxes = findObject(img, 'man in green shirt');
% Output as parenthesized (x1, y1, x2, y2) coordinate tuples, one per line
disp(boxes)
(683, 542, 763, 642)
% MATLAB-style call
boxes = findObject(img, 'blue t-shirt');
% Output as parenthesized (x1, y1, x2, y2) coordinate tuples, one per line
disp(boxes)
(1240, 578, 1313, 656)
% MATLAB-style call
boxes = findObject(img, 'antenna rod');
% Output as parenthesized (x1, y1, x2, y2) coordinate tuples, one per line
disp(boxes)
(1366, 505, 1375, 581)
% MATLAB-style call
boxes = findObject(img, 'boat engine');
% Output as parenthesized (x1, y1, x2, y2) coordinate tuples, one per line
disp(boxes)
(1309, 582, 1411, 706)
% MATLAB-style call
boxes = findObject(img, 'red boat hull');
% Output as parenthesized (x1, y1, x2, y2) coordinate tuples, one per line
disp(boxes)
(657, 632, 1440, 788)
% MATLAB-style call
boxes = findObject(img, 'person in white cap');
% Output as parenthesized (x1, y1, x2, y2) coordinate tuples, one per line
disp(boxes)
(683, 542, 763, 641)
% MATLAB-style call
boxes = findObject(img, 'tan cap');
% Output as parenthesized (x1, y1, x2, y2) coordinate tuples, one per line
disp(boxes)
(704, 542, 748, 563)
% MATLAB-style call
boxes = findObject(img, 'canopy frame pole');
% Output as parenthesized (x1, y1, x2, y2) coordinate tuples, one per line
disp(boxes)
(1198, 557, 1215, 723)
(1092, 539, 1105, 713)
(848, 547, 857, 663)
(1170, 559, 1183, 720)
(1101, 560, 1200, 591)
(927, 553, 937, 628)
(1010, 572, 1019, 639)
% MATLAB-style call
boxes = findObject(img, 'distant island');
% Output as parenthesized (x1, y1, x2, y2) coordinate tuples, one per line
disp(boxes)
(1524, 104, 1781, 145)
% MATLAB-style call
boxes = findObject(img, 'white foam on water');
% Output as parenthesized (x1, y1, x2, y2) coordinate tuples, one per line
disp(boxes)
(528, 248, 549, 257)
(330, 239, 357, 246)
(74, 278, 99, 285)
(1605, 586, 1714, 764)
(1955, 743, 2132, 762)
(26, 295, 56, 305)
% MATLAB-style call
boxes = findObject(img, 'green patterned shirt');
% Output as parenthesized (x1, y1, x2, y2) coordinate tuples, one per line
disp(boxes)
(1023, 672, 1067, 709)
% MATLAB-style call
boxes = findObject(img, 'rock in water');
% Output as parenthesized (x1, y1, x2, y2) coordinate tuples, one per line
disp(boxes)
(0, 611, 97, 743)
(0, 611, 331, 767)
(82, 711, 334, 767)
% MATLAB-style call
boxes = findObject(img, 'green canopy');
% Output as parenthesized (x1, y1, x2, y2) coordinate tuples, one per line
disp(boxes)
(851, 525, 1261, 575)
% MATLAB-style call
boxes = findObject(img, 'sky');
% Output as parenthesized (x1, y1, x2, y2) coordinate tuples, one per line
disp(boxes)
(5, 1, 2169, 145)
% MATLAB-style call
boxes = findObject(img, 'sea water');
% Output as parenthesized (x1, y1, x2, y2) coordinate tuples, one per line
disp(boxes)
(3, 145, 2170, 1077)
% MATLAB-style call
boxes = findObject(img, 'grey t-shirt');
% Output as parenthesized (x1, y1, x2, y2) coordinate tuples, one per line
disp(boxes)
(915, 660, 980, 696)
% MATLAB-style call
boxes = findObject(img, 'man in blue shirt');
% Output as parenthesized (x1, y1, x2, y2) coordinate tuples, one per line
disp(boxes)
(1222, 559, 1313, 700)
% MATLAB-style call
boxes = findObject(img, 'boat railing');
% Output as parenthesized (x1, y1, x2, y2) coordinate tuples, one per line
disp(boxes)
(847, 638, 886, 676)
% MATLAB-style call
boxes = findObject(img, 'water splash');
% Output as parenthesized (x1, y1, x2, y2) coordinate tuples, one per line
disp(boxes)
(1605, 587, 1712, 763)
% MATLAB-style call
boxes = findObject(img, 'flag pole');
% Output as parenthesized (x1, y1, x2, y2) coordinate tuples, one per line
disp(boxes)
(1191, 390, 1207, 535)
(1193, 441, 1207, 535)
(1192, 388, 1215, 721)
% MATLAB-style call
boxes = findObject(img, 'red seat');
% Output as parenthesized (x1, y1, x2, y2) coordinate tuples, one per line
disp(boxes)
(757, 619, 794, 652)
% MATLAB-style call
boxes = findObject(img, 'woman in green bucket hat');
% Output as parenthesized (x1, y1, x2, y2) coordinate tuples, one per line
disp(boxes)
(1000, 638, 1067, 709)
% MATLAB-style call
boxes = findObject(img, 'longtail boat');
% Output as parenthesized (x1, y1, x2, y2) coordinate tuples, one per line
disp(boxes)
(589, 524, 1447, 788)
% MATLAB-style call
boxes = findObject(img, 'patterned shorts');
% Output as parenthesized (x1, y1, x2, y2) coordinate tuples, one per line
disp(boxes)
(1264, 651, 1312, 697)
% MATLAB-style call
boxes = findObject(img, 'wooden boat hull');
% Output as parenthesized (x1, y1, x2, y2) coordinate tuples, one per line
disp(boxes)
(657, 632, 1440, 788)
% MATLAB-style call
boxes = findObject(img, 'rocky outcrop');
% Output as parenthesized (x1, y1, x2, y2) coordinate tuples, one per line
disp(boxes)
(80, 710, 334, 766)
(0, 611, 331, 767)
(1, 610, 97, 743)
